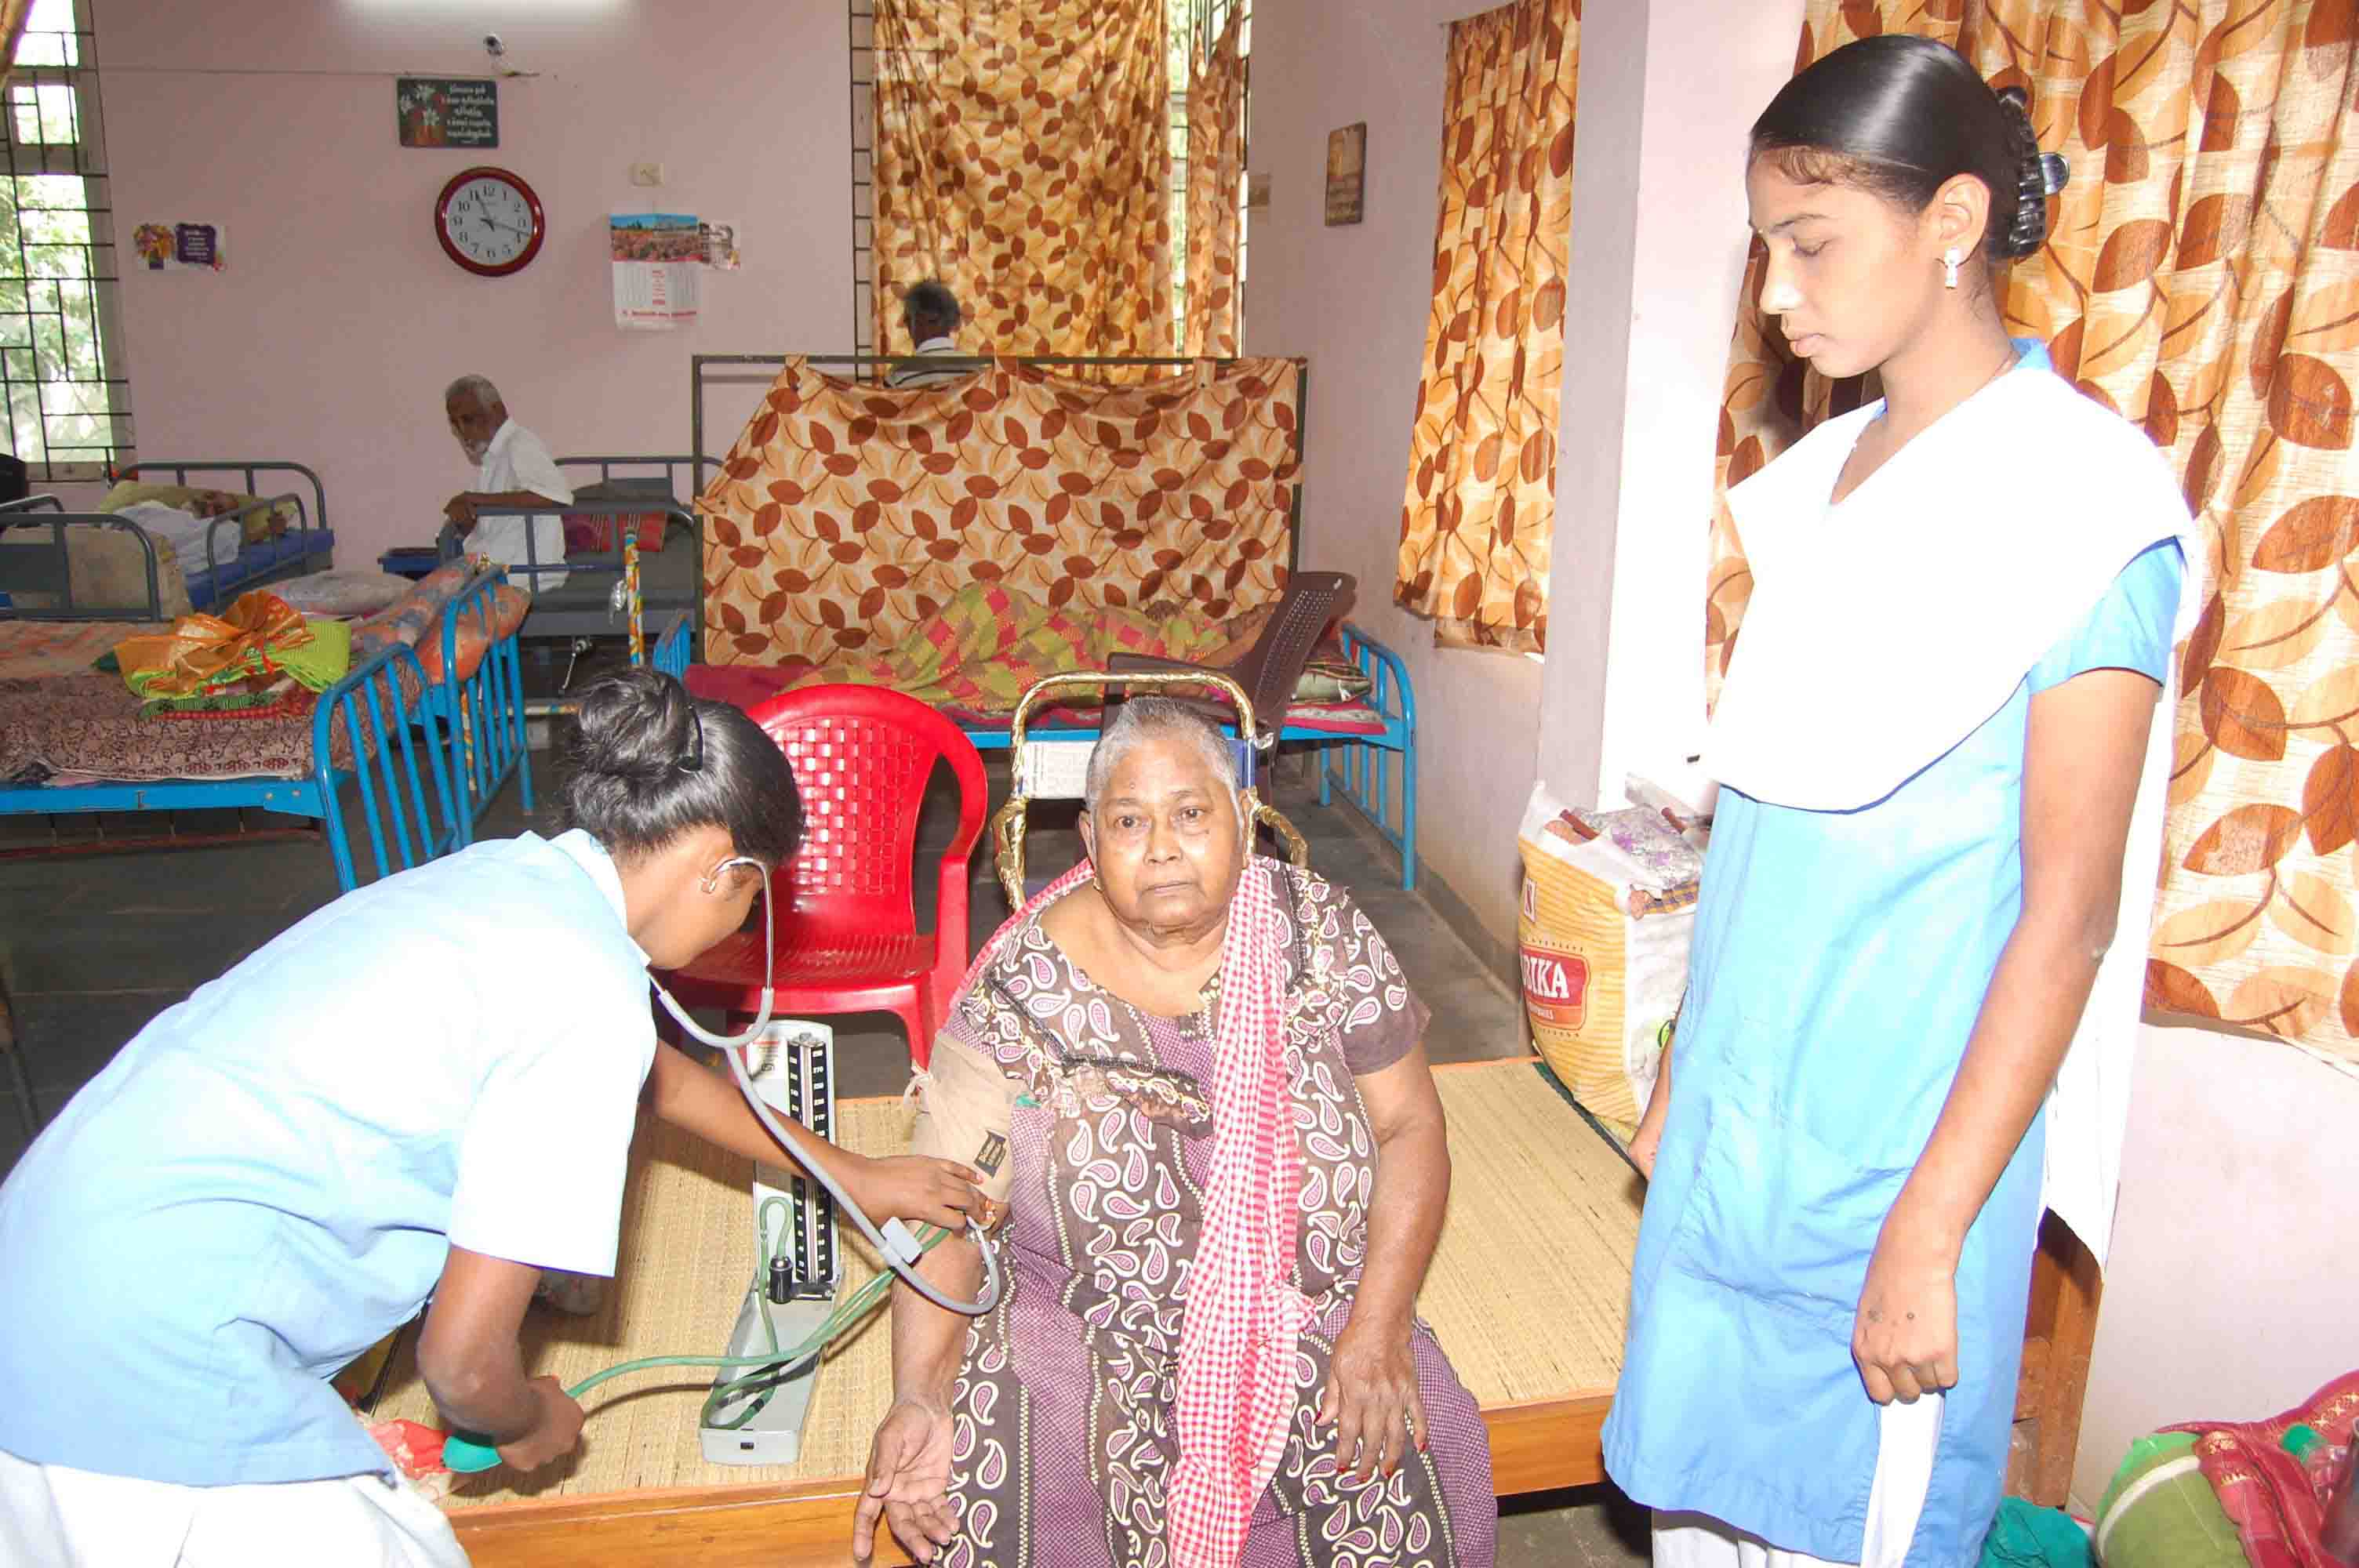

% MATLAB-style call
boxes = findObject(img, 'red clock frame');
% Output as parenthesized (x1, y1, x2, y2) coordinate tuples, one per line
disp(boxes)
(434, 166, 546, 278)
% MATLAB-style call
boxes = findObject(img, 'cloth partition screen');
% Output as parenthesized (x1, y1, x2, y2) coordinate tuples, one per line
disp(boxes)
(696, 357, 1302, 668)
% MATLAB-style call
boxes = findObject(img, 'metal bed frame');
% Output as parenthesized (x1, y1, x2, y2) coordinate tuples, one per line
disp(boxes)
(0, 535, 523, 891)
(0, 489, 322, 617)
(111, 459, 336, 610)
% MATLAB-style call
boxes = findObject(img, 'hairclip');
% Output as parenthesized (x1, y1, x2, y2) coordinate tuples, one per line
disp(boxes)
(2037, 151, 2070, 197)
(678, 709, 705, 774)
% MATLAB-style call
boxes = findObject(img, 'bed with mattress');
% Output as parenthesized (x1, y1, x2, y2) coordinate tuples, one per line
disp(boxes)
(0, 533, 529, 890)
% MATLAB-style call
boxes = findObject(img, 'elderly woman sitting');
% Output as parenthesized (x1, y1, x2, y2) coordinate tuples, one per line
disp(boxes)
(856, 699, 1494, 1568)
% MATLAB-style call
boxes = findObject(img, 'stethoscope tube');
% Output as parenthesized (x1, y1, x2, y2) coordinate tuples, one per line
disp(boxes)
(647, 857, 1003, 1317)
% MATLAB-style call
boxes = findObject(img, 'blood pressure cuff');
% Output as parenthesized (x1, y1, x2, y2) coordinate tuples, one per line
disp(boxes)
(908, 1033, 1020, 1203)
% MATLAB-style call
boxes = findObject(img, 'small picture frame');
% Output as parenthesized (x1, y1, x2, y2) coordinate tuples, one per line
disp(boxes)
(1325, 122, 1367, 227)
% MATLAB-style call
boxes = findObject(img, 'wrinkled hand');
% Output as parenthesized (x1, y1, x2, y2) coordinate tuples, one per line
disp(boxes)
(849, 1152, 989, 1232)
(495, 1376, 584, 1472)
(1852, 1229, 1960, 1405)
(855, 1396, 958, 1563)
(443, 493, 478, 528)
(1318, 1315, 1427, 1484)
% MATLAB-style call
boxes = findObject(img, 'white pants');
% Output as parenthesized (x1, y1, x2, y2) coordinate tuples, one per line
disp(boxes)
(0, 1446, 469, 1567)
(1652, 1393, 1943, 1568)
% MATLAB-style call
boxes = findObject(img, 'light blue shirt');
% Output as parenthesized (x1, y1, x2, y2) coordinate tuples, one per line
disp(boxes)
(0, 830, 656, 1486)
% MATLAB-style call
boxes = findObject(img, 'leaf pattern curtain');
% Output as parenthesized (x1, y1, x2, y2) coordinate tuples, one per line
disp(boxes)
(871, 0, 1175, 361)
(1704, 0, 2359, 1073)
(1, 2, 31, 85)
(1394, 0, 1579, 654)
(1182, 13, 1248, 358)
(696, 358, 1300, 666)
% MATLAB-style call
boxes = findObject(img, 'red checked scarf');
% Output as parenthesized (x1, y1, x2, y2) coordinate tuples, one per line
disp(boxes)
(958, 855, 1304, 1568)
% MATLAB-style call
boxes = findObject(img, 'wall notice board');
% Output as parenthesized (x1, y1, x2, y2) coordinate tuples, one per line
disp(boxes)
(398, 78, 499, 149)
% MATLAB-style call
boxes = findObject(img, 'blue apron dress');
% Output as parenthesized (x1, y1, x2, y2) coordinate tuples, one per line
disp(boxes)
(1600, 498, 2184, 1561)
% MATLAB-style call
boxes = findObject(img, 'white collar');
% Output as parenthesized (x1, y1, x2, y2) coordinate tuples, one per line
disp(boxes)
(1703, 359, 2200, 811)
(914, 336, 958, 355)
(548, 828, 649, 966)
(485, 418, 522, 459)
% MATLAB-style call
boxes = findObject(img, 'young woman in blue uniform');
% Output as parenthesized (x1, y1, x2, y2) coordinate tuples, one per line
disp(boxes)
(1603, 36, 2197, 1568)
(0, 670, 987, 1566)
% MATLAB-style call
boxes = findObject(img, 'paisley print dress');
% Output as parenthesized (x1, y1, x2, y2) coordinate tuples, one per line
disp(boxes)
(916, 859, 1496, 1568)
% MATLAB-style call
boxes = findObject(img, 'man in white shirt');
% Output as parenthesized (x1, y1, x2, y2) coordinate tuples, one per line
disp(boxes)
(885, 279, 971, 388)
(443, 374, 572, 590)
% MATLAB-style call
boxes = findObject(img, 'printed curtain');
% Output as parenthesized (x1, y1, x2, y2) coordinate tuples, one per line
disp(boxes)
(696, 357, 1300, 667)
(1, 2, 31, 85)
(1703, 1, 2359, 1073)
(1394, 0, 1580, 654)
(871, 0, 1175, 360)
(1182, 13, 1248, 358)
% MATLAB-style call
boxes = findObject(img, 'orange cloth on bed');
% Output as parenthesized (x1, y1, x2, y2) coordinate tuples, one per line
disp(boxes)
(110, 591, 333, 700)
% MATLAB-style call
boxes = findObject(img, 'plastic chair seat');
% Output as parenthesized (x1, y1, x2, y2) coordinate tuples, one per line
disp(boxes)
(678, 930, 937, 995)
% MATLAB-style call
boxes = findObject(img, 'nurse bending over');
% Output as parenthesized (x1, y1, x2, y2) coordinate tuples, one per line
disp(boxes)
(0, 669, 987, 1568)
(1602, 35, 2198, 1568)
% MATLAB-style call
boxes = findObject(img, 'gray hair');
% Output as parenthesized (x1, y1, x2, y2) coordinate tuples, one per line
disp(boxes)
(443, 373, 502, 409)
(1083, 697, 1240, 816)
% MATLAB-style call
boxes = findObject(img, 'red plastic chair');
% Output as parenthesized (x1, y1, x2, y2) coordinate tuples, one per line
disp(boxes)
(658, 684, 988, 1069)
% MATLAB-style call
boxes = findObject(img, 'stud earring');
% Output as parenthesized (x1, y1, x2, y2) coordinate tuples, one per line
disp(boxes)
(1943, 247, 1961, 289)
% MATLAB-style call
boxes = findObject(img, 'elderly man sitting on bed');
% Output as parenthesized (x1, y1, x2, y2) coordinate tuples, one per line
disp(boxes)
(856, 697, 1496, 1568)
(442, 372, 571, 591)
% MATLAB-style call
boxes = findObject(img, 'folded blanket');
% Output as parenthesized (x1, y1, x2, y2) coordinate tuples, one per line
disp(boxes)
(111, 592, 351, 702)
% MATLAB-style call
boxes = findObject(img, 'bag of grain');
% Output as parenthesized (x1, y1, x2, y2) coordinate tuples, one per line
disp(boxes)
(1516, 782, 1703, 1136)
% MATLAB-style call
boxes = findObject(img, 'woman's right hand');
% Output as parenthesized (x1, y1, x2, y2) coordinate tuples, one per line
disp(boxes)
(849, 1152, 989, 1232)
(1628, 1039, 1674, 1180)
(855, 1396, 958, 1563)
(494, 1376, 584, 1472)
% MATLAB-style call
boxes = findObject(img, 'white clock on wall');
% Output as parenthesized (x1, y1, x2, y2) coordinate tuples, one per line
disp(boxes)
(433, 166, 545, 277)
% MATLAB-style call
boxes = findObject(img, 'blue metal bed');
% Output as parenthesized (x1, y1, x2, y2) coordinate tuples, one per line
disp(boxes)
(0, 536, 525, 890)
(109, 459, 337, 610)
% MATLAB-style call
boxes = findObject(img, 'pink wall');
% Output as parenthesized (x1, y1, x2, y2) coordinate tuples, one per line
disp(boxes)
(91, 0, 849, 567)
(1245, 0, 1544, 953)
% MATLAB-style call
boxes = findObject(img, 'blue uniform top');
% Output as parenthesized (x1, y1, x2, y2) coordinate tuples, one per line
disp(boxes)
(0, 829, 656, 1486)
(1601, 532, 2183, 1568)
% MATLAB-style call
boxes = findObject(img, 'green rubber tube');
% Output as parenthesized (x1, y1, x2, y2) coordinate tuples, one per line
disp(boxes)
(441, 1225, 942, 1474)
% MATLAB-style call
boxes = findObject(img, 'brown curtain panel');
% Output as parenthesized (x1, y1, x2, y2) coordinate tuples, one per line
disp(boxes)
(1, 1, 32, 87)
(1182, 13, 1248, 358)
(871, 0, 1175, 360)
(1705, 1, 2359, 1072)
(1394, 0, 1579, 654)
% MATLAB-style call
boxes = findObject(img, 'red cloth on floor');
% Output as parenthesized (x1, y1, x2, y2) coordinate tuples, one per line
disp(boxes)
(2168, 1370, 2359, 1568)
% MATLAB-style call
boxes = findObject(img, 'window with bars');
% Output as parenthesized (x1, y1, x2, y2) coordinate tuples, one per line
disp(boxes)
(2, 0, 129, 479)
(847, 0, 1248, 356)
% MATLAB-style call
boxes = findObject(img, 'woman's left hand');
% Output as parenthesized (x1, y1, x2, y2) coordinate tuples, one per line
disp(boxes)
(1852, 1225, 1960, 1406)
(849, 1153, 989, 1232)
(1318, 1314, 1427, 1484)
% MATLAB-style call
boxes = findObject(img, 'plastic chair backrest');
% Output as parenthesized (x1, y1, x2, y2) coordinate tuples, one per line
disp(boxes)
(1234, 571, 1356, 733)
(744, 684, 989, 952)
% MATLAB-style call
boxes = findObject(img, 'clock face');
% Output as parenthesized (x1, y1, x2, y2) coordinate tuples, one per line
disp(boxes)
(436, 169, 543, 276)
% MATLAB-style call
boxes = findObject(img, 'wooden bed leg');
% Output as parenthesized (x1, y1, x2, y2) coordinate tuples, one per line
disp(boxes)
(2010, 1210, 2103, 1508)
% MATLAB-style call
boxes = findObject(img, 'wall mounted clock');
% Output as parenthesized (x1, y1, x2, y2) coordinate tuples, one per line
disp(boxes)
(434, 166, 544, 277)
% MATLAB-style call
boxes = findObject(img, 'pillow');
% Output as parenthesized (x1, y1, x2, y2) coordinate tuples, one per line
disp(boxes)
(414, 583, 530, 683)
(273, 569, 415, 619)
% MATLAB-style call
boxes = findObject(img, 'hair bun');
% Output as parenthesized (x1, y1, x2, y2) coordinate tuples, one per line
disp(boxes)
(1993, 85, 2059, 260)
(572, 668, 698, 783)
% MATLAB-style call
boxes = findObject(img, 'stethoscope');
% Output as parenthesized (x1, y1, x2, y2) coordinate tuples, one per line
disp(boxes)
(647, 854, 1005, 1318)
